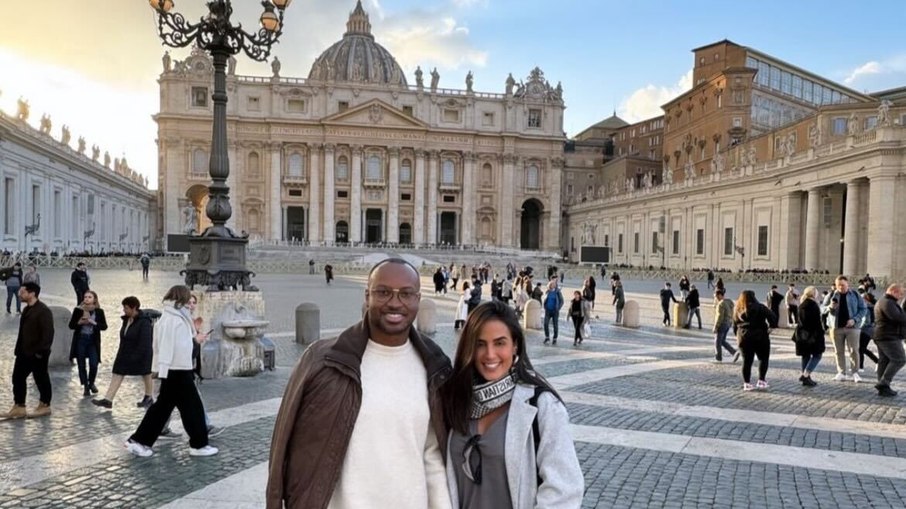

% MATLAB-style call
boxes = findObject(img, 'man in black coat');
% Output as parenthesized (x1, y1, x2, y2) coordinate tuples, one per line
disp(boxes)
(4, 282, 54, 419)
(873, 284, 906, 397)
(659, 282, 679, 326)
(766, 285, 784, 325)
(70, 262, 90, 306)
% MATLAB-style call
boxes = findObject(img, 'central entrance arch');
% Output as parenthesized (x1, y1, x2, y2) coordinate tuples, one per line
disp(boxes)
(365, 209, 383, 244)
(520, 199, 543, 250)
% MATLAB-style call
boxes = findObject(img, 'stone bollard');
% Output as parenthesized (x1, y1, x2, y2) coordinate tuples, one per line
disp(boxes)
(48, 306, 73, 368)
(673, 302, 689, 329)
(775, 308, 789, 329)
(295, 303, 320, 345)
(524, 299, 542, 330)
(417, 299, 437, 336)
(622, 300, 640, 328)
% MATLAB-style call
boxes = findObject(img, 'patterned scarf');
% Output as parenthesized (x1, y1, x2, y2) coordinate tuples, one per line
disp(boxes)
(470, 370, 517, 419)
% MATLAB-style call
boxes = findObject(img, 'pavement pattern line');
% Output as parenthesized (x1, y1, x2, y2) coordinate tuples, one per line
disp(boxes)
(571, 424, 906, 481)
(0, 398, 282, 493)
(561, 391, 906, 441)
(533, 345, 710, 366)
(158, 463, 268, 509)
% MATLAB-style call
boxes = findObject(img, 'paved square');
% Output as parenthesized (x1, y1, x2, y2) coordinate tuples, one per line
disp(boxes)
(0, 268, 904, 508)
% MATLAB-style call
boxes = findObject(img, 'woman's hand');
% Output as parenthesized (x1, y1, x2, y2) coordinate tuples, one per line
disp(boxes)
(194, 330, 209, 343)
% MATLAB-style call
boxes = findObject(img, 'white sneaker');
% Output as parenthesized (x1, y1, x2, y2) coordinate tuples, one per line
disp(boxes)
(124, 439, 153, 457)
(852, 372, 863, 383)
(833, 373, 848, 382)
(189, 445, 219, 457)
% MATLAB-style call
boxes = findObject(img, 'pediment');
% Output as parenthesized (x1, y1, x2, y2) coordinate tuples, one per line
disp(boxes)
(321, 99, 427, 129)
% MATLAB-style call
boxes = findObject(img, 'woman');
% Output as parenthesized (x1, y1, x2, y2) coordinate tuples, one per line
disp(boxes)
(451, 264, 461, 291)
(92, 296, 158, 409)
(124, 285, 217, 458)
(5, 262, 22, 314)
(613, 280, 625, 326)
(433, 267, 446, 295)
(582, 276, 596, 311)
(442, 301, 583, 508)
(733, 290, 776, 391)
(679, 275, 691, 300)
(568, 290, 585, 346)
(455, 282, 471, 330)
(794, 286, 825, 387)
(858, 292, 879, 372)
(68, 290, 108, 396)
(22, 264, 40, 286)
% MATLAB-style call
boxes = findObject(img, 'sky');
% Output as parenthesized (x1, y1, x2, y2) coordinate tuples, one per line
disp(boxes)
(1, 0, 904, 190)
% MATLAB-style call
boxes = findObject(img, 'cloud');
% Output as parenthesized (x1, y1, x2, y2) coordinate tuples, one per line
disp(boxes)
(451, 0, 489, 7)
(844, 61, 882, 85)
(378, 11, 488, 71)
(842, 55, 906, 87)
(618, 69, 692, 123)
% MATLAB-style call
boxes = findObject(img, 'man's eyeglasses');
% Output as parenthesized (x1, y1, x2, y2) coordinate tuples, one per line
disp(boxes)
(462, 434, 482, 484)
(368, 287, 420, 305)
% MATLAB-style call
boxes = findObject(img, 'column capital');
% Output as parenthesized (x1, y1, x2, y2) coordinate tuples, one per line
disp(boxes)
(428, 149, 440, 160)
(502, 153, 517, 164)
(309, 143, 324, 152)
(463, 151, 477, 162)
(324, 143, 336, 154)
(388, 146, 401, 158)
(351, 145, 364, 156)
(414, 148, 426, 159)
(268, 142, 283, 152)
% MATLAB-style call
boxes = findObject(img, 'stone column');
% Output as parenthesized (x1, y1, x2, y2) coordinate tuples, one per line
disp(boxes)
(501, 154, 515, 247)
(461, 152, 475, 246)
(351, 145, 363, 244)
(413, 150, 426, 245)
(323, 144, 335, 244)
(388, 147, 400, 244)
(427, 150, 439, 245)
(867, 175, 896, 278)
(308, 144, 322, 244)
(842, 180, 862, 276)
(269, 143, 282, 241)
(779, 192, 803, 270)
(804, 187, 822, 272)
(547, 157, 564, 252)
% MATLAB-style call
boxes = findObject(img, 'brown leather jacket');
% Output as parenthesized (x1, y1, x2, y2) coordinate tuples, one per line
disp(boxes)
(266, 317, 452, 509)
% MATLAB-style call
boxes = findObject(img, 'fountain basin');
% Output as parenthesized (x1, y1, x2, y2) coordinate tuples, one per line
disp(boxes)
(221, 319, 269, 339)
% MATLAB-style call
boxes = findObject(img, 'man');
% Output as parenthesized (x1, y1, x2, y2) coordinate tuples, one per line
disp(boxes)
(613, 280, 625, 325)
(706, 269, 715, 290)
(308, 259, 315, 275)
(872, 284, 906, 397)
(267, 259, 451, 509)
(501, 275, 513, 305)
(542, 280, 564, 345)
(467, 278, 483, 314)
(684, 285, 702, 329)
(766, 285, 784, 324)
(139, 253, 151, 281)
(3, 282, 54, 419)
(5, 262, 23, 314)
(785, 283, 800, 326)
(71, 262, 90, 305)
(824, 275, 868, 382)
(659, 282, 679, 326)
(713, 289, 739, 363)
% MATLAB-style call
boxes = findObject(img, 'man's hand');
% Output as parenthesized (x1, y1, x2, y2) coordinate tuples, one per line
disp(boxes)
(846, 319, 855, 328)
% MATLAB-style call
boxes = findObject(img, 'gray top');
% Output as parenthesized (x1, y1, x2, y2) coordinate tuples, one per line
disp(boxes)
(450, 408, 513, 509)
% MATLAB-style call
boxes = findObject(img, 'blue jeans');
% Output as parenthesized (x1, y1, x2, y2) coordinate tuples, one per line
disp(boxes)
(6, 286, 20, 313)
(715, 324, 736, 360)
(543, 310, 559, 340)
(801, 353, 822, 374)
(76, 334, 99, 386)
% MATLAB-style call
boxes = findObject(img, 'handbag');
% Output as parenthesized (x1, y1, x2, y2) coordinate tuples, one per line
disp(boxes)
(582, 321, 591, 337)
(793, 325, 815, 345)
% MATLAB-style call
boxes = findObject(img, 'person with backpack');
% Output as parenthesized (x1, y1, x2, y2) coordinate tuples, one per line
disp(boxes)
(4, 262, 23, 314)
(542, 281, 564, 345)
(139, 253, 151, 281)
(441, 301, 583, 508)
(467, 279, 483, 314)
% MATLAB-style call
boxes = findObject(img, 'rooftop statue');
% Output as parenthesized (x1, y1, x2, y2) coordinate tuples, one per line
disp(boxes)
(16, 97, 29, 121)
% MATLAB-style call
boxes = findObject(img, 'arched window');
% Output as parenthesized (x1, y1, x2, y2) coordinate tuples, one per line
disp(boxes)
(289, 153, 304, 177)
(192, 149, 207, 174)
(525, 164, 540, 190)
(441, 159, 455, 185)
(400, 159, 413, 183)
(480, 217, 492, 238)
(367, 155, 382, 181)
(248, 152, 260, 176)
(336, 156, 349, 181)
(481, 163, 493, 187)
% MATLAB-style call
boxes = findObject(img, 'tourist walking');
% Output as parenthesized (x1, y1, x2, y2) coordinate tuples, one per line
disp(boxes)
(2, 282, 53, 419)
(451, 264, 461, 291)
(68, 290, 108, 397)
(267, 259, 451, 508)
(872, 284, 906, 397)
(569, 290, 585, 345)
(542, 281, 564, 345)
(324, 264, 334, 285)
(613, 280, 625, 326)
(455, 282, 470, 330)
(678, 276, 691, 300)
(712, 289, 738, 363)
(531, 282, 544, 303)
(124, 285, 217, 458)
(92, 296, 158, 409)
(433, 267, 446, 295)
(4, 262, 22, 314)
(786, 283, 800, 326)
(501, 275, 513, 305)
(766, 285, 784, 323)
(23, 264, 40, 287)
(706, 269, 715, 290)
(733, 290, 776, 391)
(139, 253, 151, 281)
(584, 276, 597, 310)
(824, 275, 868, 382)
(70, 262, 90, 306)
(659, 282, 679, 326)
(441, 301, 584, 508)
(716, 277, 725, 292)
(857, 291, 880, 372)
(684, 285, 702, 329)
(514, 280, 529, 319)
(794, 286, 825, 387)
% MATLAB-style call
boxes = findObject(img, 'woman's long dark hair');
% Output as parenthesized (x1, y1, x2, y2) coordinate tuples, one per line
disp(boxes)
(733, 289, 758, 321)
(442, 300, 559, 435)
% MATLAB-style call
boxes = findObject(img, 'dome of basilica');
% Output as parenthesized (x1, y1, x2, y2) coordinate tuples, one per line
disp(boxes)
(307, 1, 408, 87)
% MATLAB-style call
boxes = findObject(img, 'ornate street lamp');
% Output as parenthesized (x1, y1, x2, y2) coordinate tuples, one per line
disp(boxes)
(149, 0, 291, 290)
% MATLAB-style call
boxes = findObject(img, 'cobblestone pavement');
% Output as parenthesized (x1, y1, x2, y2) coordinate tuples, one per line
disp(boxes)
(0, 268, 903, 508)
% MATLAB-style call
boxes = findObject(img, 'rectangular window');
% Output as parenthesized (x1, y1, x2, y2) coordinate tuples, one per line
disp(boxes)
(247, 96, 260, 110)
(833, 117, 847, 135)
(757, 225, 769, 256)
(651, 232, 659, 254)
(618, 233, 624, 253)
(288, 189, 303, 197)
(402, 105, 414, 116)
(566, 184, 573, 195)
(769, 66, 781, 90)
(287, 99, 305, 113)
(604, 234, 609, 247)
(337, 190, 349, 198)
(400, 164, 412, 184)
(733, 117, 742, 128)
(71, 196, 79, 238)
(191, 87, 208, 107)
(672, 230, 680, 255)
(31, 185, 41, 223)
(444, 109, 460, 123)
(823, 197, 833, 227)
(865, 116, 878, 130)
(696, 229, 704, 255)
(482, 112, 495, 126)
(527, 109, 542, 128)
(401, 193, 412, 201)
(338, 101, 349, 112)
(4, 178, 14, 235)
(53, 190, 61, 237)
(633, 232, 640, 254)
(443, 195, 456, 203)
(724, 227, 734, 256)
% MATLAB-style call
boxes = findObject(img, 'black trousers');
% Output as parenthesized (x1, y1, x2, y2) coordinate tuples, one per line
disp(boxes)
(130, 370, 208, 449)
(859, 332, 879, 368)
(571, 316, 583, 341)
(740, 340, 771, 383)
(12, 355, 52, 406)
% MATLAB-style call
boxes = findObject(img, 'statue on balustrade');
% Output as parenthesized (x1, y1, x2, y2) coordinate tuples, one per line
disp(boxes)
(505, 73, 515, 95)
(77, 136, 86, 154)
(465, 71, 474, 93)
(16, 97, 29, 121)
(415, 66, 424, 89)
(61, 125, 71, 145)
(430, 68, 440, 92)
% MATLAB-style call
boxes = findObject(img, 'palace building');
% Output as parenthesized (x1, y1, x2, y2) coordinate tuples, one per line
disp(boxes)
(156, 1, 566, 251)
(565, 40, 906, 279)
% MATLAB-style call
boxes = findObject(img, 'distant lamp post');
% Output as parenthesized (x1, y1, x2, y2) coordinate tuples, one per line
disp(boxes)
(24, 214, 40, 252)
(84, 222, 96, 253)
(149, 0, 291, 291)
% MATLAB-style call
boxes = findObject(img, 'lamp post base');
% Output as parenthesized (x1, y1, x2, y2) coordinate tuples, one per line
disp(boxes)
(182, 236, 258, 291)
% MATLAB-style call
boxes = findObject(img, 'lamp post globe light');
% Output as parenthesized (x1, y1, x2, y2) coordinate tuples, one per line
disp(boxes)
(149, 0, 291, 291)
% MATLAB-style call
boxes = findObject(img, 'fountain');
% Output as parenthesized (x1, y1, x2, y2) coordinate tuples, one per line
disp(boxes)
(195, 291, 272, 378)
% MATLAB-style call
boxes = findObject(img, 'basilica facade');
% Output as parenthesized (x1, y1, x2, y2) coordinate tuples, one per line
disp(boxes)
(156, 2, 566, 251)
